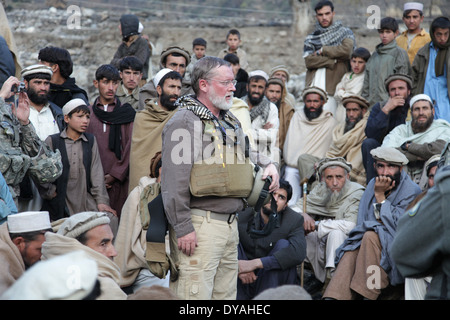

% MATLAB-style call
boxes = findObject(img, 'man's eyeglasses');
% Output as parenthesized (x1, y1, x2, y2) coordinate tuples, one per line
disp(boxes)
(206, 79, 237, 87)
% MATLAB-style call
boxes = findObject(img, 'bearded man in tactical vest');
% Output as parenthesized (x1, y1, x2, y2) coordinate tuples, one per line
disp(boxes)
(161, 56, 279, 300)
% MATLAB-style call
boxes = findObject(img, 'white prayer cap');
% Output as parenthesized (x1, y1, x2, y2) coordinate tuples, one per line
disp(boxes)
(410, 94, 433, 108)
(248, 70, 269, 82)
(62, 98, 88, 116)
(153, 68, 173, 88)
(404, 2, 424, 12)
(21, 64, 53, 78)
(1, 250, 98, 300)
(7, 211, 51, 233)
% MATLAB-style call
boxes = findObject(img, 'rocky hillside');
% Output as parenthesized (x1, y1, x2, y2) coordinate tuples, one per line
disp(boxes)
(3, 1, 447, 101)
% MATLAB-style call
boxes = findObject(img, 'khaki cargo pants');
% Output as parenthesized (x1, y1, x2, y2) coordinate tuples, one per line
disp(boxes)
(169, 209, 239, 300)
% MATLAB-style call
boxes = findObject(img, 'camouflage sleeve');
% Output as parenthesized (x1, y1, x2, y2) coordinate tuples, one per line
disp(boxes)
(19, 122, 43, 157)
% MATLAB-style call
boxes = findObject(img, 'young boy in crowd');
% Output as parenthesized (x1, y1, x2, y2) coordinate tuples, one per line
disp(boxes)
(361, 17, 411, 107)
(185, 37, 207, 82)
(40, 99, 116, 228)
(334, 47, 371, 122)
(218, 29, 249, 70)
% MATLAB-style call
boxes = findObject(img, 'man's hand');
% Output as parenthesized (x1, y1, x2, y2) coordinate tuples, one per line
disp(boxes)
(262, 122, 274, 130)
(178, 231, 198, 256)
(262, 163, 279, 193)
(302, 212, 316, 234)
(0, 76, 20, 100)
(382, 96, 406, 114)
(104, 174, 117, 189)
(239, 259, 263, 273)
(14, 92, 31, 126)
(374, 176, 394, 203)
(97, 203, 117, 216)
(238, 270, 258, 284)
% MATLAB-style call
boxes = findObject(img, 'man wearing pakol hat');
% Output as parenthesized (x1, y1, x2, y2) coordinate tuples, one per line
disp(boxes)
(362, 73, 413, 184)
(265, 77, 295, 155)
(18, 64, 65, 213)
(283, 86, 338, 206)
(292, 157, 365, 289)
(269, 65, 296, 108)
(396, 2, 431, 65)
(128, 69, 182, 192)
(0, 211, 52, 294)
(110, 14, 150, 84)
(0, 76, 60, 204)
(295, 95, 370, 189)
(412, 16, 450, 122)
(323, 147, 422, 300)
(242, 70, 280, 163)
(382, 93, 450, 189)
(139, 46, 192, 108)
(41, 211, 127, 300)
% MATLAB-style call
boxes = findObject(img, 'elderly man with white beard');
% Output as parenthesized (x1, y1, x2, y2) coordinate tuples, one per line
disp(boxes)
(292, 157, 365, 289)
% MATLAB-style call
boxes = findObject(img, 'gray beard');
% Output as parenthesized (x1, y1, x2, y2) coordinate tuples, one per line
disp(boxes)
(344, 114, 363, 133)
(322, 180, 349, 207)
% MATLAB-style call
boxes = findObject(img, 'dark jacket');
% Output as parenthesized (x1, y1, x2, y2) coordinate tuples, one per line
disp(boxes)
(49, 77, 89, 109)
(365, 100, 409, 144)
(238, 206, 306, 270)
(49, 101, 66, 132)
(234, 68, 249, 99)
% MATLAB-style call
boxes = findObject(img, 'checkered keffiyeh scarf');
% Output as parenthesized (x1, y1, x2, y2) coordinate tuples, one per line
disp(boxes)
(175, 94, 241, 133)
(303, 20, 356, 57)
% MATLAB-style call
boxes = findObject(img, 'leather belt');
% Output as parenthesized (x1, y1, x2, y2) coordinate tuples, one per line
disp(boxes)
(191, 208, 237, 224)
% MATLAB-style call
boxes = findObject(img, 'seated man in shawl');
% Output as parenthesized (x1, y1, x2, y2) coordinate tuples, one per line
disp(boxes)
(292, 158, 365, 290)
(264, 77, 295, 159)
(283, 86, 338, 206)
(241, 70, 280, 162)
(296, 95, 370, 188)
(42, 211, 127, 300)
(303, 0, 356, 115)
(0, 211, 52, 295)
(322, 147, 421, 300)
(382, 93, 450, 189)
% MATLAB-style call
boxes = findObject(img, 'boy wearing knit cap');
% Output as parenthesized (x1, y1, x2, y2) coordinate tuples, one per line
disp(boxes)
(40, 99, 116, 230)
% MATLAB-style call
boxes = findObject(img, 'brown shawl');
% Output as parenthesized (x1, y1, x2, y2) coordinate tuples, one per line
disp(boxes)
(128, 99, 177, 192)
(326, 112, 369, 186)
(0, 223, 26, 295)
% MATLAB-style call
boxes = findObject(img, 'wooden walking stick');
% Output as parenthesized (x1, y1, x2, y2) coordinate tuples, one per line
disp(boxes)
(300, 178, 308, 287)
